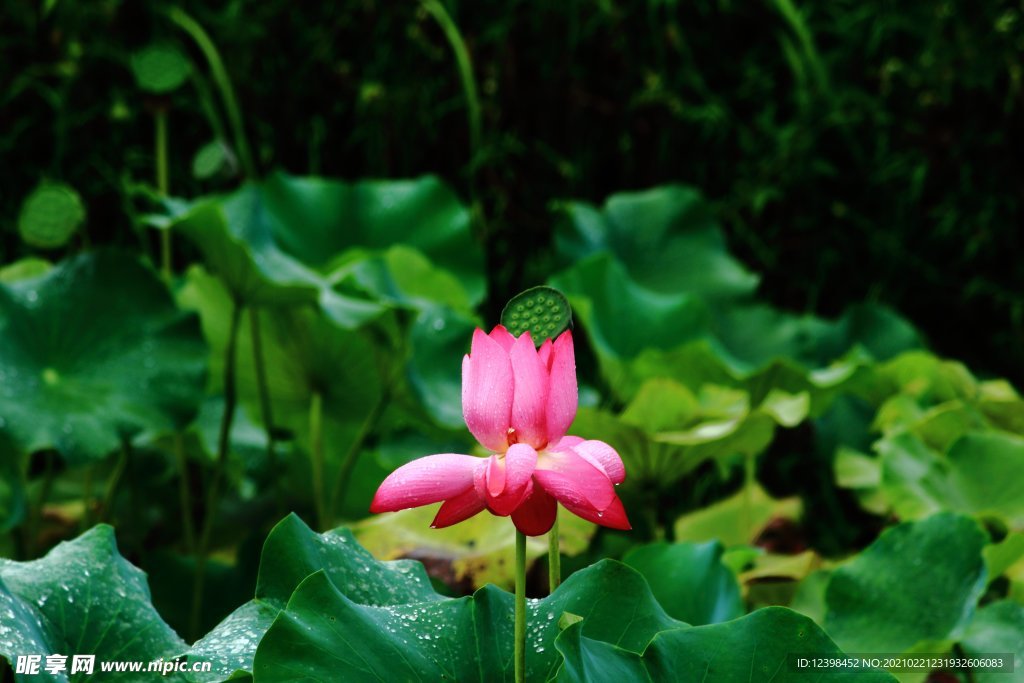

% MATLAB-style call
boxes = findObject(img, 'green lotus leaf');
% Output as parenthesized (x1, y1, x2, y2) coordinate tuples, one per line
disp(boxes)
(18, 182, 86, 249)
(824, 513, 988, 654)
(0, 525, 186, 682)
(0, 433, 25, 534)
(960, 601, 1024, 683)
(0, 258, 51, 284)
(130, 43, 191, 93)
(622, 541, 743, 625)
(673, 482, 801, 547)
(251, 559, 681, 682)
(405, 305, 480, 429)
(554, 608, 896, 682)
(187, 514, 436, 681)
(0, 251, 207, 464)
(553, 185, 759, 301)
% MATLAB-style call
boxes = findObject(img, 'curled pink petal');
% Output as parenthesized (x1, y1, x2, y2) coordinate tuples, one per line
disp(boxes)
(509, 331, 549, 448)
(487, 443, 538, 516)
(549, 435, 584, 451)
(488, 325, 516, 351)
(569, 440, 625, 485)
(462, 329, 513, 452)
(534, 449, 615, 511)
(545, 331, 577, 444)
(562, 494, 631, 531)
(432, 488, 487, 528)
(510, 483, 557, 536)
(370, 454, 479, 512)
(485, 454, 506, 498)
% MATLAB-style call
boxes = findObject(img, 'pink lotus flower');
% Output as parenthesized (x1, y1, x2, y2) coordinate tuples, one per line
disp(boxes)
(370, 326, 630, 535)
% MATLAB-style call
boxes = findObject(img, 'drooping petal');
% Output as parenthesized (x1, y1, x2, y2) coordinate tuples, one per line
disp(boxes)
(462, 328, 513, 452)
(545, 330, 577, 444)
(370, 454, 479, 512)
(561, 494, 631, 530)
(534, 449, 615, 511)
(488, 325, 516, 351)
(569, 440, 626, 485)
(432, 487, 487, 528)
(510, 483, 557, 536)
(509, 331, 549, 448)
(486, 443, 538, 516)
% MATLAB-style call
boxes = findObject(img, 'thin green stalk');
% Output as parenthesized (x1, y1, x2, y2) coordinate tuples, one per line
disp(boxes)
(514, 529, 527, 683)
(174, 432, 196, 554)
(191, 299, 242, 640)
(421, 0, 487, 239)
(155, 109, 171, 279)
(249, 309, 278, 477)
(328, 392, 385, 518)
(548, 511, 561, 593)
(100, 442, 130, 523)
(166, 7, 256, 177)
(26, 452, 56, 558)
(309, 391, 326, 530)
(80, 465, 94, 532)
(742, 453, 756, 541)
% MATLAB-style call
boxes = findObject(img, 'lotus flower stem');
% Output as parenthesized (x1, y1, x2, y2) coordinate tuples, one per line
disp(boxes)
(743, 453, 756, 540)
(249, 309, 279, 489)
(166, 7, 256, 178)
(548, 510, 560, 592)
(174, 432, 196, 554)
(309, 391, 326, 530)
(155, 109, 171, 280)
(100, 441, 130, 523)
(514, 529, 527, 683)
(191, 298, 242, 639)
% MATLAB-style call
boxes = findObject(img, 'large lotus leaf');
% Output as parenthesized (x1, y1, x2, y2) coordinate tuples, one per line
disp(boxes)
(259, 173, 482, 302)
(186, 514, 437, 681)
(352, 503, 595, 590)
(252, 559, 682, 682)
(674, 482, 801, 547)
(341, 245, 473, 313)
(550, 254, 712, 362)
(622, 541, 743, 625)
(978, 379, 1024, 434)
(860, 432, 1024, 527)
(581, 380, 808, 486)
(553, 185, 759, 301)
(824, 513, 988, 654)
(179, 266, 382, 513)
(945, 432, 1024, 527)
(0, 433, 25, 533)
(0, 525, 187, 682)
(405, 305, 480, 429)
(960, 601, 1024, 683)
(874, 351, 979, 405)
(0, 251, 206, 464)
(554, 608, 896, 683)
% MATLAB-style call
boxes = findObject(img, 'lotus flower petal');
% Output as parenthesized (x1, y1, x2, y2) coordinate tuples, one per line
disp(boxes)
(534, 449, 615, 511)
(561, 494, 631, 531)
(509, 331, 549, 448)
(569, 439, 626, 485)
(488, 324, 516, 351)
(462, 328, 513, 451)
(432, 487, 487, 528)
(369, 453, 478, 512)
(510, 483, 557, 536)
(545, 331, 577, 444)
(486, 443, 538, 516)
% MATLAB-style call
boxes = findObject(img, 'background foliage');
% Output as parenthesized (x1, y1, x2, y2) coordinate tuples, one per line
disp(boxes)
(2, 1, 1023, 681)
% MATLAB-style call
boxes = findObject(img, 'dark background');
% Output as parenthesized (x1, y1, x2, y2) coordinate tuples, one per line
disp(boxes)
(3, 0, 1022, 381)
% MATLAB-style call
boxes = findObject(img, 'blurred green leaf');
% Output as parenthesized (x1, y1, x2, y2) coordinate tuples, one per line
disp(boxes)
(960, 601, 1024, 683)
(824, 513, 988, 653)
(622, 541, 743, 625)
(17, 182, 85, 249)
(130, 43, 191, 93)
(0, 251, 206, 463)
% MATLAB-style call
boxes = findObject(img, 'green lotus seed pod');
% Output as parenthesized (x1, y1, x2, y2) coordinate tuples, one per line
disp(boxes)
(17, 182, 86, 249)
(500, 286, 572, 345)
(130, 43, 190, 94)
